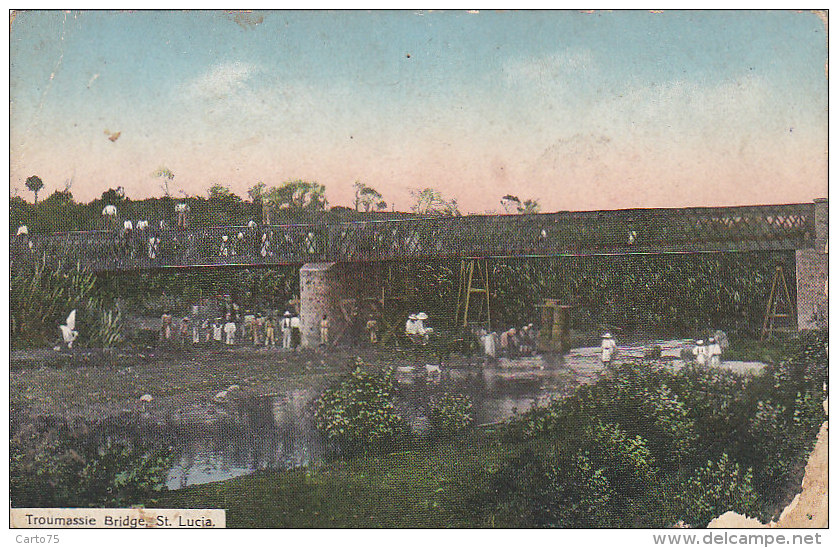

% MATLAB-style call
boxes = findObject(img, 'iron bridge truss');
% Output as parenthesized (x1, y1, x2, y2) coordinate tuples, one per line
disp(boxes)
(10, 203, 815, 273)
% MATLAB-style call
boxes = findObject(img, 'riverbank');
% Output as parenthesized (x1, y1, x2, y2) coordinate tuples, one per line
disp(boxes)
(11, 346, 424, 424)
(151, 428, 521, 528)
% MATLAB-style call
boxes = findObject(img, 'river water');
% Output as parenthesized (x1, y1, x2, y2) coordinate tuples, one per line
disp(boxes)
(162, 340, 766, 489)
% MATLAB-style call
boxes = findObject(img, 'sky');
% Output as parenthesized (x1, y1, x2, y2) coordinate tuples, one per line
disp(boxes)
(9, 9, 828, 213)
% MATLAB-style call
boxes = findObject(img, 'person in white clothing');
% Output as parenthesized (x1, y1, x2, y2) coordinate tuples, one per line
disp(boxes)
(280, 311, 293, 349)
(708, 337, 722, 366)
(601, 333, 618, 365)
(290, 314, 301, 348)
(693, 340, 707, 365)
(212, 319, 223, 343)
(223, 320, 237, 345)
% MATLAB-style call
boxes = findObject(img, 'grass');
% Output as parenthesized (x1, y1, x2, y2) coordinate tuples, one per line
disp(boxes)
(151, 429, 523, 528)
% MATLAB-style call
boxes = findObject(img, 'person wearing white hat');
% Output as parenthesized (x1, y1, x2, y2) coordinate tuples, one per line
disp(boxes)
(601, 333, 617, 365)
(175, 202, 190, 228)
(281, 311, 293, 349)
(693, 340, 707, 366)
(405, 314, 418, 336)
(219, 234, 230, 257)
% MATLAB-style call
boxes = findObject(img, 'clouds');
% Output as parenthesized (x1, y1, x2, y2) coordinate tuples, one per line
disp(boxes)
(187, 61, 260, 101)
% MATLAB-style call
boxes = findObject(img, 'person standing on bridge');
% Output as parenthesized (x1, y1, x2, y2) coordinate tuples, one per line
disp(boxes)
(601, 333, 618, 366)
(102, 204, 118, 229)
(175, 202, 190, 228)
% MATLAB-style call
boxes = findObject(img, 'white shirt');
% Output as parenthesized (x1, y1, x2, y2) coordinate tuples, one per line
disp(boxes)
(136, 220, 149, 230)
(694, 345, 707, 365)
(212, 324, 223, 341)
(16, 225, 28, 235)
(290, 316, 301, 329)
(102, 205, 117, 216)
(224, 322, 237, 334)
(175, 203, 189, 212)
(601, 338, 617, 361)
(123, 220, 134, 230)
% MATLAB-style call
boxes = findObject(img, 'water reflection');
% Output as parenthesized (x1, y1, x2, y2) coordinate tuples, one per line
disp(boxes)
(164, 358, 576, 489)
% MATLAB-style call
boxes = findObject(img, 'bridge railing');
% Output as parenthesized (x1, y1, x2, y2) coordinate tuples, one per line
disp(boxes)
(10, 203, 815, 271)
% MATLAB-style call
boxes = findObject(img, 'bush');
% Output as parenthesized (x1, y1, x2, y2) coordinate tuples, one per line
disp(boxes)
(10, 256, 124, 349)
(485, 447, 615, 528)
(676, 453, 760, 527)
(10, 425, 173, 508)
(313, 364, 411, 454)
(428, 393, 474, 438)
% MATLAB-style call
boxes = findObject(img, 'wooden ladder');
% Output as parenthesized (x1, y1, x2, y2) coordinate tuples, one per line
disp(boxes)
(760, 265, 796, 340)
(454, 258, 491, 328)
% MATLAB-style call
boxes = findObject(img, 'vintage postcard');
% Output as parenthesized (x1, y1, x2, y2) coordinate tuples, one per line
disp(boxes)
(8, 8, 828, 543)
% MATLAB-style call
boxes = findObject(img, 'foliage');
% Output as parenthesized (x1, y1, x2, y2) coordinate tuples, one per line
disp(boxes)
(265, 180, 327, 212)
(486, 448, 615, 527)
(26, 175, 44, 203)
(410, 188, 459, 216)
(353, 181, 387, 212)
(513, 361, 697, 470)
(10, 256, 124, 349)
(676, 453, 760, 527)
(207, 183, 240, 201)
(10, 425, 173, 508)
(500, 194, 540, 214)
(313, 364, 411, 454)
(153, 167, 176, 196)
(428, 393, 474, 438)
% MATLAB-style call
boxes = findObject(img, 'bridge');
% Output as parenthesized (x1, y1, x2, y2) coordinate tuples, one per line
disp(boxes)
(11, 199, 828, 345)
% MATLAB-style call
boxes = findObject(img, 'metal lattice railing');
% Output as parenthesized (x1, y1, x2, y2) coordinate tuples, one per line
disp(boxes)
(10, 203, 816, 272)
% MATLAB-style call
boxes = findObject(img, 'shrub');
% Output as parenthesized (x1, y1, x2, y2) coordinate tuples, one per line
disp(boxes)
(428, 393, 474, 438)
(312, 364, 410, 454)
(485, 448, 615, 528)
(10, 256, 124, 349)
(676, 453, 760, 527)
(10, 425, 173, 508)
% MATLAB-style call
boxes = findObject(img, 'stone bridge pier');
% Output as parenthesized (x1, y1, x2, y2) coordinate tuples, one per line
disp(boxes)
(796, 198, 828, 331)
(299, 262, 384, 348)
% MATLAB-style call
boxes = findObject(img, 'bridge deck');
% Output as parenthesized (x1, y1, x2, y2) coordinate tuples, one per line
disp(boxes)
(11, 203, 815, 272)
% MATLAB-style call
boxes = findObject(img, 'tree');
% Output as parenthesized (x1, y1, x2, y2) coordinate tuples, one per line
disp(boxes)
(153, 167, 175, 197)
(501, 194, 541, 214)
(25, 176, 44, 204)
(207, 184, 240, 201)
(248, 182, 266, 203)
(410, 188, 459, 216)
(353, 181, 387, 212)
(264, 180, 327, 212)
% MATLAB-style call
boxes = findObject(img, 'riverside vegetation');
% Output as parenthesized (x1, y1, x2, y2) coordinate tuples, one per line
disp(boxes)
(143, 332, 826, 527)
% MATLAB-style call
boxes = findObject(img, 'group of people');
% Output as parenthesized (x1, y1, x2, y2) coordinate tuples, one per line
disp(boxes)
(690, 337, 724, 366)
(159, 309, 304, 350)
(404, 312, 432, 344)
(478, 324, 538, 360)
